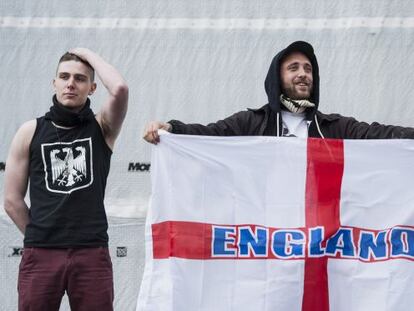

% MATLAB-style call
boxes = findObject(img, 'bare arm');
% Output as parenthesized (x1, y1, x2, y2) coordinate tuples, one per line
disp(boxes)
(4, 120, 36, 234)
(70, 48, 129, 149)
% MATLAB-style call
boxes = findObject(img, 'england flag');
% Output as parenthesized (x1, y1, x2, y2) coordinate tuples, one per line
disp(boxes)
(137, 133, 414, 311)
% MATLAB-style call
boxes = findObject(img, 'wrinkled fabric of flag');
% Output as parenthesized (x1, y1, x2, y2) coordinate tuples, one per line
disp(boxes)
(137, 133, 414, 311)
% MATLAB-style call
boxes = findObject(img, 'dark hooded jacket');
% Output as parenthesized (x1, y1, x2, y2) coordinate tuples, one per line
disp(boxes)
(169, 41, 414, 139)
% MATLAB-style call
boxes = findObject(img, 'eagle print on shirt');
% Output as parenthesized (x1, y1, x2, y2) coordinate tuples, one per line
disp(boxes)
(41, 138, 93, 194)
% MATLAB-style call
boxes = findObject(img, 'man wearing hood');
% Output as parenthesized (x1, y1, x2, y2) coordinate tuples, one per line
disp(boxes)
(144, 41, 414, 142)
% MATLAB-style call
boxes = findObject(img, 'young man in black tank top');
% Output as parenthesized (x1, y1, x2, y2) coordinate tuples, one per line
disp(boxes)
(4, 48, 128, 311)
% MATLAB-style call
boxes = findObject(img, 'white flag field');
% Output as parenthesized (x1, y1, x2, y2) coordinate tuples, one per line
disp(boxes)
(137, 133, 414, 311)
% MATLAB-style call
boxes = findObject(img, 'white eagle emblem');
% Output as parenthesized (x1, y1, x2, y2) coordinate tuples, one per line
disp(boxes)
(50, 146, 87, 187)
(41, 138, 93, 194)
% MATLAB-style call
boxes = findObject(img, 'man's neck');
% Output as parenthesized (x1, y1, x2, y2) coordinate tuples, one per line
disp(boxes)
(280, 94, 315, 114)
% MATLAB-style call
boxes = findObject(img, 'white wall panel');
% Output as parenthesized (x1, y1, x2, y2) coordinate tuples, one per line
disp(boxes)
(1, 2, 414, 308)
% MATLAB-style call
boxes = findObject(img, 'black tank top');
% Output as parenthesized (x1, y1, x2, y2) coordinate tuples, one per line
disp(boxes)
(24, 117, 112, 247)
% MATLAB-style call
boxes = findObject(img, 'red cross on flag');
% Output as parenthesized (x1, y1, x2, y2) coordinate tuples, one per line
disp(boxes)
(137, 134, 414, 311)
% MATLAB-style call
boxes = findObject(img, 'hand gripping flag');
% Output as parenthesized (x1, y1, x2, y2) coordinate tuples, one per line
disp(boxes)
(137, 134, 414, 311)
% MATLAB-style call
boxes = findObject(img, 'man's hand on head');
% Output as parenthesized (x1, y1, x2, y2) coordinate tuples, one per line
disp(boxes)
(68, 48, 93, 61)
(143, 121, 172, 144)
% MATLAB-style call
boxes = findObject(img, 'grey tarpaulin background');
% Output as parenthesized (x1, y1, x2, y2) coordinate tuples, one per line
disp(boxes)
(1, 1, 414, 310)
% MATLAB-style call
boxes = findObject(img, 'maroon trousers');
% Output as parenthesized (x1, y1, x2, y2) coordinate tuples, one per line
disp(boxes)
(18, 247, 113, 311)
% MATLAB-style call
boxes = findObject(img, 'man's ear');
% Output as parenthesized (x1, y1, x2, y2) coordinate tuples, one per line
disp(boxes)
(52, 79, 56, 92)
(89, 82, 97, 95)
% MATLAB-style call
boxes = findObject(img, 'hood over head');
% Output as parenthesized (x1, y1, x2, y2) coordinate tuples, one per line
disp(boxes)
(264, 41, 320, 119)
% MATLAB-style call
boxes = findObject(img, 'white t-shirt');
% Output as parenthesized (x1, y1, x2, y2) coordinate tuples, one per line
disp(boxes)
(281, 110, 308, 138)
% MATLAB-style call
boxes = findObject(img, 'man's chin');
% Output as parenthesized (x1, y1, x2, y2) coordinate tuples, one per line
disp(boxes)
(291, 91, 311, 100)
(291, 95, 311, 101)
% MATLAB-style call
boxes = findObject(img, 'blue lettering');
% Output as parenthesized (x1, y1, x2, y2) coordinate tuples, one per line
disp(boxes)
(359, 231, 387, 260)
(212, 226, 236, 256)
(272, 230, 305, 258)
(326, 228, 355, 257)
(239, 227, 268, 257)
(391, 228, 414, 257)
(309, 227, 326, 257)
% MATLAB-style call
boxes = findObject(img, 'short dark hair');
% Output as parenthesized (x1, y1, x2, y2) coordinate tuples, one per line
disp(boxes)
(57, 52, 95, 81)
